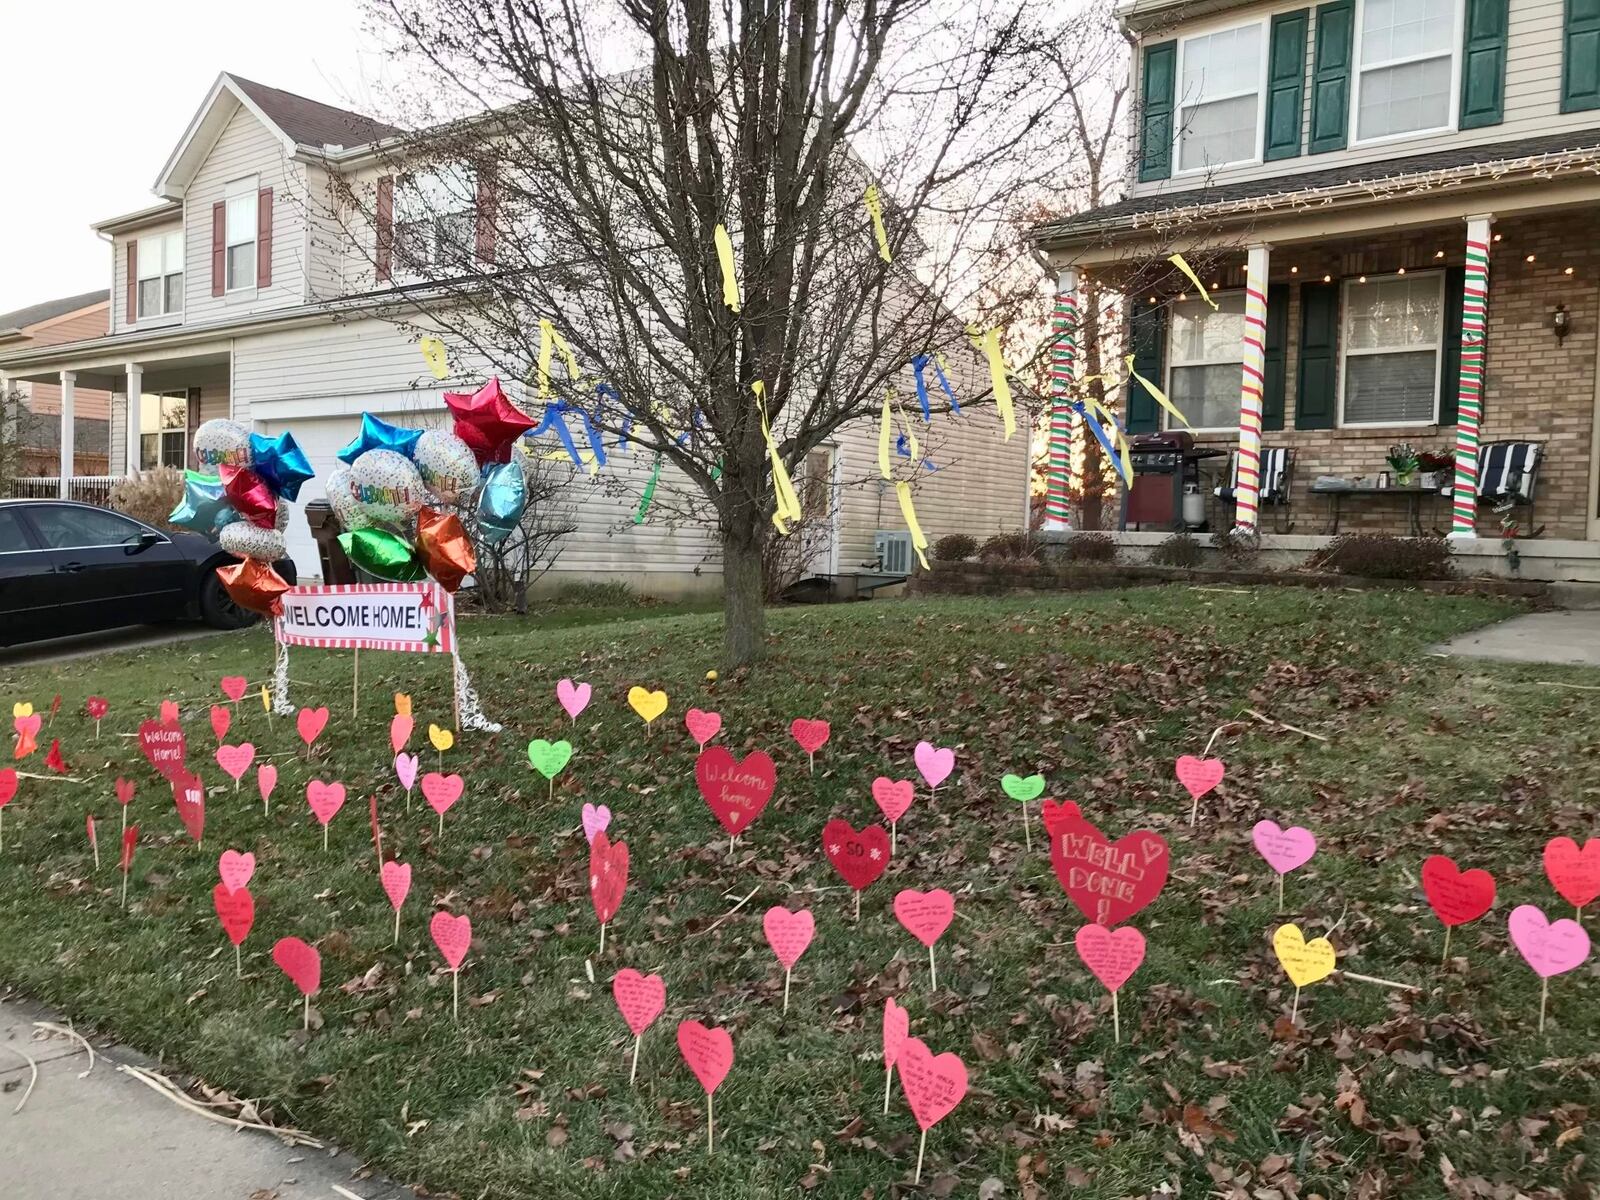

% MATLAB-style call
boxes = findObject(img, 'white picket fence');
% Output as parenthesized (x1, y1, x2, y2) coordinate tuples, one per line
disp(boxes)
(7, 475, 119, 506)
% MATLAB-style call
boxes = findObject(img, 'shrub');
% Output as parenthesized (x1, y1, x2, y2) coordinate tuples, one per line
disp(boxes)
(109, 467, 184, 531)
(1210, 526, 1261, 566)
(1308, 533, 1454, 580)
(553, 580, 639, 607)
(931, 533, 977, 562)
(1149, 532, 1204, 568)
(978, 531, 1042, 562)
(1061, 532, 1116, 563)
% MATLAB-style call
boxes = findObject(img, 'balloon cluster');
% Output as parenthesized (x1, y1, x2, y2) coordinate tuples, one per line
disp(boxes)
(326, 379, 534, 590)
(172, 419, 314, 616)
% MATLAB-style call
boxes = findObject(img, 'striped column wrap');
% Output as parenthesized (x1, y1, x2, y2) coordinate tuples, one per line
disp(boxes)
(1233, 273, 1268, 531)
(1045, 288, 1079, 527)
(1450, 239, 1490, 534)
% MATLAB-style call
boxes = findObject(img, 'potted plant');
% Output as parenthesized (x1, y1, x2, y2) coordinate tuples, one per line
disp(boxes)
(1387, 442, 1421, 487)
(1417, 448, 1453, 489)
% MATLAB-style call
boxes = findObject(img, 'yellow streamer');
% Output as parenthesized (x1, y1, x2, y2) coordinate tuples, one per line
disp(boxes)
(894, 482, 931, 571)
(537, 319, 582, 399)
(753, 382, 802, 534)
(1123, 354, 1192, 430)
(969, 326, 1015, 440)
(878, 391, 893, 480)
(1081, 393, 1134, 485)
(419, 336, 449, 380)
(1167, 254, 1218, 310)
(715, 224, 741, 313)
(540, 447, 600, 476)
(864, 185, 892, 263)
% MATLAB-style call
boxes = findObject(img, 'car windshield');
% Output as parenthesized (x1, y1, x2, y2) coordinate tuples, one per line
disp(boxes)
(28, 506, 151, 550)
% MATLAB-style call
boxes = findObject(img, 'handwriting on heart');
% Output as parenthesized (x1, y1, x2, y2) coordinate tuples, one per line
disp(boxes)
(422, 773, 463, 815)
(431, 911, 472, 969)
(883, 997, 909, 1068)
(894, 889, 954, 947)
(613, 969, 666, 1036)
(209, 705, 231, 741)
(390, 714, 413, 755)
(590, 831, 629, 924)
(897, 1037, 968, 1131)
(581, 803, 611, 845)
(913, 741, 954, 789)
(1074, 924, 1146, 992)
(428, 724, 454, 753)
(272, 936, 321, 995)
(1000, 773, 1045, 803)
(1175, 755, 1225, 800)
(684, 708, 721, 748)
(171, 770, 205, 843)
(1421, 855, 1496, 926)
(381, 860, 412, 911)
(394, 752, 419, 792)
(1509, 904, 1591, 977)
(257, 763, 278, 810)
(557, 678, 591, 720)
(763, 906, 815, 970)
(296, 707, 328, 748)
(696, 747, 776, 836)
(790, 718, 830, 756)
(628, 686, 668, 725)
(218, 849, 255, 893)
(676, 1020, 734, 1094)
(1050, 813, 1168, 927)
(823, 819, 891, 891)
(306, 780, 346, 826)
(215, 743, 255, 783)
(1252, 820, 1317, 875)
(527, 739, 573, 780)
(1273, 924, 1336, 987)
(138, 719, 186, 780)
(213, 884, 254, 945)
(1543, 837, 1600, 908)
(872, 778, 915, 825)
(220, 675, 248, 702)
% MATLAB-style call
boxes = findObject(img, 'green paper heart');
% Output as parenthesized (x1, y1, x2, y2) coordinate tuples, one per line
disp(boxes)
(1001, 773, 1045, 802)
(527, 738, 574, 780)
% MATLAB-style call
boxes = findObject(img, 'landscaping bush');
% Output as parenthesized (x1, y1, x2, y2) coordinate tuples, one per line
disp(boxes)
(1060, 532, 1116, 563)
(978, 531, 1042, 562)
(109, 467, 184, 532)
(931, 533, 977, 562)
(1308, 533, 1454, 580)
(1210, 526, 1261, 566)
(1149, 532, 1204, 568)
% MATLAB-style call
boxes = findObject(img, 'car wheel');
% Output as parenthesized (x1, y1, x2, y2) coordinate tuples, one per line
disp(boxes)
(199, 572, 259, 630)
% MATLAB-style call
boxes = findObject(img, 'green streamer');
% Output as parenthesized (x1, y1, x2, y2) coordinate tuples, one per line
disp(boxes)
(634, 454, 663, 524)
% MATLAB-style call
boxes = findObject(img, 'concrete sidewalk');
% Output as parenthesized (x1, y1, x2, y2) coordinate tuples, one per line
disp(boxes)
(1, 996, 411, 1200)
(1434, 609, 1600, 667)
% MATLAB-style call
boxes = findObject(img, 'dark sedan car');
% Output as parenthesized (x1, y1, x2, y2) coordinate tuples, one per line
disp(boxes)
(0, 499, 296, 647)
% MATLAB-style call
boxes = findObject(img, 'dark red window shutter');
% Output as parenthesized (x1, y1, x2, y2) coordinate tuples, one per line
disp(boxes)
(375, 175, 394, 282)
(475, 163, 497, 265)
(257, 187, 273, 288)
(126, 242, 138, 321)
(211, 202, 226, 296)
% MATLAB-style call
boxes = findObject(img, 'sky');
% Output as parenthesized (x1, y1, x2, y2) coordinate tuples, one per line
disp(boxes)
(0, 0, 386, 315)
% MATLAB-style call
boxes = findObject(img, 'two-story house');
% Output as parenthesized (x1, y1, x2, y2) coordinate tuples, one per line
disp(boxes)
(1033, 0, 1600, 577)
(0, 73, 1029, 592)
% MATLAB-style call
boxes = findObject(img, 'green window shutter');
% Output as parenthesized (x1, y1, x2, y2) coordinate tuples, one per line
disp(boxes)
(1265, 11, 1310, 160)
(1139, 42, 1177, 182)
(1294, 282, 1339, 430)
(1460, 0, 1509, 128)
(1309, 0, 1353, 154)
(1438, 266, 1467, 426)
(1563, 0, 1600, 112)
(1262, 283, 1291, 431)
(1126, 301, 1165, 434)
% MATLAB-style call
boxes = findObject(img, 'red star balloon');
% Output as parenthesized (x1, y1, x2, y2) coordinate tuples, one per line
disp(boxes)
(444, 377, 535, 466)
(216, 559, 292, 616)
(219, 463, 278, 529)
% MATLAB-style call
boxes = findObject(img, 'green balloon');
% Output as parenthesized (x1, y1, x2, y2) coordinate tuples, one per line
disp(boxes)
(338, 528, 424, 581)
(1001, 773, 1046, 803)
(527, 738, 574, 780)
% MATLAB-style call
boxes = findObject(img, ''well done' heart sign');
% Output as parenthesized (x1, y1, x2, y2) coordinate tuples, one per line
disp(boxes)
(1049, 810, 1168, 927)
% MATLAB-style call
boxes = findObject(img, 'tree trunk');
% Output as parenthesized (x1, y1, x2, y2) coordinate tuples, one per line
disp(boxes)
(722, 528, 767, 668)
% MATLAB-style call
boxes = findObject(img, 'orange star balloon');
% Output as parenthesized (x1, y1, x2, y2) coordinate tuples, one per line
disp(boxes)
(416, 507, 476, 592)
(216, 559, 292, 616)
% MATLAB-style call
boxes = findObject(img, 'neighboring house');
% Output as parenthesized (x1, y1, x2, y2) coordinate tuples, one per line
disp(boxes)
(0, 73, 1027, 591)
(1032, 0, 1600, 577)
(0, 291, 112, 477)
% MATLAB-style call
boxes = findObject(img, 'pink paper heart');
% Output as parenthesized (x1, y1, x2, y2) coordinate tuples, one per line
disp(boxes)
(613, 968, 666, 1037)
(422, 772, 464, 815)
(556, 678, 591, 720)
(913, 741, 954, 789)
(306, 780, 346, 826)
(676, 1020, 734, 1094)
(582, 802, 611, 844)
(1251, 820, 1317, 875)
(762, 905, 815, 970)
(430, 911, 472, 969)
(1175, 755, 1225, 800)
(15, 713, 42, 741)
(218, 849, 256, 894)
(257, 763, 278, 806)
(896, 1037, 968, 1131)
(1073, 923, 1146, 992)
(390, 715, 414, 755)
(684, 707, 722, 747)
(378, 861, 412, 914)
(883, 996, 909, 1068)
(215, 742, 255, 782)
(159, 699, 179, 725)
(209, 705, 231, 741)
(220, 675, 248, 702)
(1508, 904, 1592, 978)
(872, 777, 915, 824)
(894, 888, 954, 947)
(296, 706, 329, 746)
(790, 717, 830, 756)
(394, 752, 419, 792)
(115, 777, 135, 806)
(272, 936, 321, 995)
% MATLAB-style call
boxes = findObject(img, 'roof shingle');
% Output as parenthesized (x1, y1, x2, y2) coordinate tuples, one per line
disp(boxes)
(0, 290, 109, 334)
(230, 75, 403, 149)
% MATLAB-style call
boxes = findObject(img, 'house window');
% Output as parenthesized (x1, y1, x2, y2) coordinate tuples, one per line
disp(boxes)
(1341, 272, 1444, 425)
(139, 391, 189, 469)
(1355, 0, 1457, 141)
(225, 187, 258, 291)
(1167, 292, 1245, 430)
(137, 231, 184, 319)
(802, 449, 834, 519)
(1176, 22, 1265, 172)
(395, 165, 476, 275)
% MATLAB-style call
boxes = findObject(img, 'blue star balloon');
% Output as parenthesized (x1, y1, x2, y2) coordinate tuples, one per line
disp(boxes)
(248, 431, 315, 501)
(337, 412, 424, 464)
(169, 470, 239, 534)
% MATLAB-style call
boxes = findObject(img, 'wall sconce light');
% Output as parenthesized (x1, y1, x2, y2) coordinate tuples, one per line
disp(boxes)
(1552, 304, 1570, 342)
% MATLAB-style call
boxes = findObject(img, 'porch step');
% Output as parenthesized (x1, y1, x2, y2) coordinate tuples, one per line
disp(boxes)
(1547, 581, 1600, 610)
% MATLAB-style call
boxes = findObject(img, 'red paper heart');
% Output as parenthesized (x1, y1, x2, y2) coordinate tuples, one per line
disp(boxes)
(381, 860, 412, 911)
(590, 831, 629, 924)
(159, 699, 179, 725)
(306, 780, 346, 827)
(894, 888, 954, 947)
(695, 746, 776, 837)
(0, 768, 16, 808)
(171, 770, 205, 843)
(85, 697, 109, 720)
(763, 905, 815, 970)
(613, 968, 666, 1037)
(213, 883, 255, 946)
(1421, 854, 1497, 927)
(790, 718, 830, 756)
(215, 743, 255, 782)
(220, 675, 248, 702)
(209, 705, 231, 741)
(684, 707, 722, 747)
(872, 777, 915, 824)
(896, 1037, 968, 1131)
(1544, 837, 1600, 908)
(138, 720, 186, 780)
(676, 1020, 734, 1094)
(296, 706, 329, 746)
(1175, 755, 1225, 800)
(120, 825, 138, 872)
(272, 936, 321, 995)
(822, 819, 891, 891)
(44, 739, 68, 774)
(883, 996, 909, 1068)
(1074, 923, 1146, 991)
(1049, 814, 1168, 927)
(86, 813, 96, 852)
(1040, 798, 1083, 838)
(430, 911, 472, 969)
(421, 772, 463, 815)
(114, 777, 134, 806)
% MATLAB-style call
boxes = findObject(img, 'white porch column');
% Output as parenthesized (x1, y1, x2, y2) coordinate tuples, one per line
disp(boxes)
(1044, 266, 1080, 532)
(1449, 215, 1493, 539)
(58, 371, 76, 498)
(124, 363, 144, 476)
(1232, 244, 1271, 531)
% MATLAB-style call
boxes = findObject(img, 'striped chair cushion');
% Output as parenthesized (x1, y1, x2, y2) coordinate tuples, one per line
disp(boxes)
(1216, 448, 1290, 503)
(1476, 441, 1541, 502)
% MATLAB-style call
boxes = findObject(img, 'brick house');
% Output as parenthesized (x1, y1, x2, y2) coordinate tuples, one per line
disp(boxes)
(1031, 0, 1600, 579)
(0, 291, 111, 478)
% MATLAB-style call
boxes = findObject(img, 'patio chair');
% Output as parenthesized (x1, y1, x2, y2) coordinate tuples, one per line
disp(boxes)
(1440, 441, 1544, 536)
(1213, 447, 1295, 532)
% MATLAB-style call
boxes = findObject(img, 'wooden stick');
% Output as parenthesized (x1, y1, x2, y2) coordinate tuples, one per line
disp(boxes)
(1277, 873, 1285, 913)
(1243, 708, 1329, 742)
(452, 969, 460, 1023)
(1021, 801, 1031, 852)
(891, 820, 897, 855)
(1441, 926, 1452, 966)
(883, 1064, 892, 1115)
(234, 943, 242, 978)
(117, 1065, 323, 1147)
(691, 887, 760, 939)
(1339, 970, 1422, 992)
(1112, 988, 1120, 1043)
(121, 869, 129, 910)
(352, 648, 359, 719)
(630, 1034, 642, 1086)
(1291, 987, 1301, 1024)
(303, 993, 310, 1031)
(393, 908, 401, 947)
(706, 1091, 714, 1155)
(599, 922, 608, 957)
(1539, 978, 1549, 1033)
(90, 827, 100, 872)
(929, 945, 938, 991)
(915, 1129, 927, 1184)
(854, 890, 861, 922)
(783, 968, 792, 1014)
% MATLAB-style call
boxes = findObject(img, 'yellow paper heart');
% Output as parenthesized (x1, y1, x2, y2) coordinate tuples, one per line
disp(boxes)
(395, 692, 413, 717)
(260, 685, 271, 713)
(628, 686, 668, 724)
(1272, 924, 1336, 988)
(429, 724, 454, 752)
(12, 702, 33, 719)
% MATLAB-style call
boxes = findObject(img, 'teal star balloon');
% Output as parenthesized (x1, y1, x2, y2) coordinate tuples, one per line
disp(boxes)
(169, 470, 239, 534)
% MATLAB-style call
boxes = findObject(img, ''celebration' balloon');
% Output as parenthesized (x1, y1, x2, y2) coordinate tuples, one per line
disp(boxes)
(220, 520, 287, 563)
(193, 419, 253, 470)
(414, 428, 482, 503)
(337, 413, 424, 464)
(247, 431, 315, 501)
(416, 507, 475, 592)
(348, 450, 427, 527)
(339, 528, 425, 581)
(324, 465, 370, 533)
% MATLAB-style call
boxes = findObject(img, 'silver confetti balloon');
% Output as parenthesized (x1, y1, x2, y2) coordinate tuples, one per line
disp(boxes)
(219, 519, 288, 562)
(413, 428, 482, 503)
(274, 498, 291, 531)
(324, 465, 371, 532)
(193, 419, 254, 470)
(348, 448, 427, 527)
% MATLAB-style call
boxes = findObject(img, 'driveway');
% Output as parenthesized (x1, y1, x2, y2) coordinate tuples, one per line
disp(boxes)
(1434, 610, 1600, 668)
(0, 624, 235, 668)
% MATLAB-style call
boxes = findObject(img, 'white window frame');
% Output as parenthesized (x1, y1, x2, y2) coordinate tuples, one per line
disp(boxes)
(224, 176, 259, 294)
(1164, 289, 1246, 434)
(1349, 0, 1464, 148)
(1171, 16, 1270, 178)
(1337, 270, 1446, 429)
(135, 230, 184, 320)
(138, 390, 191, 470)
(393, 163, 477, 280)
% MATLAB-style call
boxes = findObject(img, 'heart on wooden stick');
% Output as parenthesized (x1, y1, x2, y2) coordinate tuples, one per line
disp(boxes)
(212, 884, 255, 946)
(1272, 923, 1336, 987)
(138, 719, 186, 780)
(306, 780, 346, 826)
(913, 741, 954, 789)
(421, 773, 464, 815)
(1421, 855, 1496, 926)
(220, 675, 249, 702)
(1049, 812, 1168, 927)
(218, 849, 255, 894)
(272, 936, 321, 996)
(1508, 904, 1591, 977)
(430, 911, 472, 969)
(1251, 820, 1317, 874)
(296, 706, 329, 748)
(696, 746, 776, 837)
(763, 906, 815, 971)
(872, 778, 915, 825)
(1175, 755, 1224, 799)
(897, 1037, 968, 1131)
(590, 831, 629, 925)
(790, 718, 830, 756)
(822, 819, 891, 892)
(581, 803, 611, 845)
(676, 1020, 734, 1094)
(1543, 837, 1600, 908)
(627, 686, 668, 725)
(215, 743, 255, 784)
(209, 705, 231, 741)
(613, 969, 666, 1037)
(684, 707, 721, 748)
(171, 770, 205, 844)
(389, 714, 413, 755)
(894, 889, 954, 947)
(1074, 923, 1145, 992)
(556, 678, 591, 720)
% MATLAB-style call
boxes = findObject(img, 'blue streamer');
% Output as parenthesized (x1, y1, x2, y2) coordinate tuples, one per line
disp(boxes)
(911, 355, 934, 422)
(531, 401, 608, 469)
(932, 356, 960, 413)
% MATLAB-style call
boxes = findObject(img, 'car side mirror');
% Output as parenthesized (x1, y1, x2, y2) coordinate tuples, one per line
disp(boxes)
(130, 531, 163, 552)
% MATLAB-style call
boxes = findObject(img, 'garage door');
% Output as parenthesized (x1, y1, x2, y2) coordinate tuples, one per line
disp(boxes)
(256, 416, 360, 583)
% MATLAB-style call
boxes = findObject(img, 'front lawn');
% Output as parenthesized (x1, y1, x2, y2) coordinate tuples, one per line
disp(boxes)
(1, 587, 1596, 1199)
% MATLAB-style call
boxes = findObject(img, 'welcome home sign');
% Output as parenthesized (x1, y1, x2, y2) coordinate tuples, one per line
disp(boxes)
(276, 583, 454, 653)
